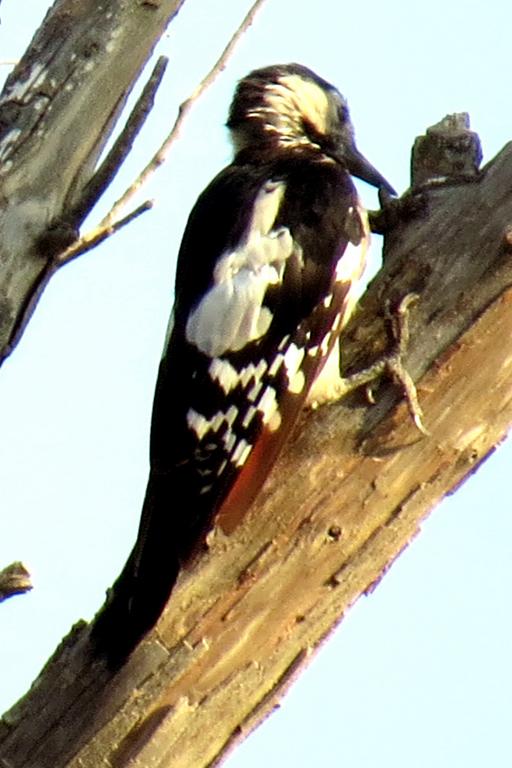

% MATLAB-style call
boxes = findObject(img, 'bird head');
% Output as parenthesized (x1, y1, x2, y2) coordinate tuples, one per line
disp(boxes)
(227, 63, 395, 195)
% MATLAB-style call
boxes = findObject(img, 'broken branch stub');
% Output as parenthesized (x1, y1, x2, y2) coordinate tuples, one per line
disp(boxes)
(0, 562, 32, 603)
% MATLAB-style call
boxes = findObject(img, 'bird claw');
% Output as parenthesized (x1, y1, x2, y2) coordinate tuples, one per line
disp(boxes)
(368, 190, 428, 236)
(340, 293, 428, 435)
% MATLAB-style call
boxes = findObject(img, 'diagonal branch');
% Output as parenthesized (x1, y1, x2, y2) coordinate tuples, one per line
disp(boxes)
(0, 0, 187, 365)
(2, 124, 512, 768)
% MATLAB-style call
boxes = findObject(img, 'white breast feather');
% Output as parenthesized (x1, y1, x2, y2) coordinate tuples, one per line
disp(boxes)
(186, 181, 295, 357)
(334, 205, 369, 326)
(307, 204, 370, 407)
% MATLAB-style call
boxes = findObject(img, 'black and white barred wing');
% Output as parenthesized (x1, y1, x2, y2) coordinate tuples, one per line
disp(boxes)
(151, 167, 369, 541)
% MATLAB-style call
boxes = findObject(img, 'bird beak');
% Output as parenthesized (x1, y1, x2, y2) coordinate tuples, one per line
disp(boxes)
(342, 143, 396, 196)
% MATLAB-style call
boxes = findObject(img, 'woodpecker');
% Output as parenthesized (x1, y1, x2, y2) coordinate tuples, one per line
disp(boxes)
(92, 63, 395, 661)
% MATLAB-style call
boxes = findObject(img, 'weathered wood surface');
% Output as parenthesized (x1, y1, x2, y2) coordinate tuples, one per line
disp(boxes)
(1, 119, 512, 764)
(0, 0, 185, 365)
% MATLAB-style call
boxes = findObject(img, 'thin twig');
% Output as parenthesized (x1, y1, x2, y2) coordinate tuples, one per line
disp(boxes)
(70, 57, 168, 225)
(0, 202, 152, 367)
(331, 294, 428, 436)
(0, 562, 32, 603)
(57, 200, 154, 266)
(100, 0, 267, 228)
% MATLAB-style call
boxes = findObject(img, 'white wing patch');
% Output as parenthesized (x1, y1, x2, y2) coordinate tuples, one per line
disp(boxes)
(208, 358, 240, 394)
(187, 404, 237, 441)
(232, 439, 252, 467)
(241, 359, 268, 389)
(185, 199, 370, 483)
(283, 343, 306, 394)
(187, 355, 284, 478)
(258, 384, 280, 426)
(267, 342, 306, 396)
(186, 180, 296, 357)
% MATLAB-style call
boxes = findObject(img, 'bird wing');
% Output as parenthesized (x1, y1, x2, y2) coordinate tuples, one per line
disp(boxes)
(149, 156, 369, 548)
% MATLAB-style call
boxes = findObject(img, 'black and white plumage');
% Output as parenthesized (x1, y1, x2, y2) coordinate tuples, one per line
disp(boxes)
(92, 63, 394, 660)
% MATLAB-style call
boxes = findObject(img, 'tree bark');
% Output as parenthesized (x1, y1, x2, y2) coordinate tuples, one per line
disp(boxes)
(0, 0, 184, 364)
(1, 4, 512, 767)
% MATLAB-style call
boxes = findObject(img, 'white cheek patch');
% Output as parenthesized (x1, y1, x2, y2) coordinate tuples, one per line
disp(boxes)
(276, 74, 330, 135)
(186, 181, 296, 357)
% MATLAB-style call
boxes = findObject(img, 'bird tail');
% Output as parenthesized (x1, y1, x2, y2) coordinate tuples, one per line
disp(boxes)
(89, 473, 185, 665)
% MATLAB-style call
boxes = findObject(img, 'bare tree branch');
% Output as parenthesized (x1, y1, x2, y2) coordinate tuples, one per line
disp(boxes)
(2, 120, 512, 767)
(3, 197, 155, 356)
(69, 56, 168, 225)
(0, 0, 186, 365)
(1, 0, 507, 765)
(100, 0, 268, 228)
(56, 200, 154, 267)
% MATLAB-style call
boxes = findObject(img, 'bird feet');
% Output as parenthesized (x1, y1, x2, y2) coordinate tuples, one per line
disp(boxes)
(368, 188, 428, 236)
(308, 293, 428, 435)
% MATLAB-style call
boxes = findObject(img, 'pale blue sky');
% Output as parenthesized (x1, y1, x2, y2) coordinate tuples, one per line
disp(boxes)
(1, 1, 511, 766)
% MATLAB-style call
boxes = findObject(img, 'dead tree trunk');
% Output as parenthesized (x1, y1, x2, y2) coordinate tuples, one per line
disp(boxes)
(2, 125, 512, 767)
(0, 0, 184, 365)
(1, 4, 512, 768)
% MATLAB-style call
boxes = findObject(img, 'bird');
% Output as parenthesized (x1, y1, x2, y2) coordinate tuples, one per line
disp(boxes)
(91, 63, 395, 662)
